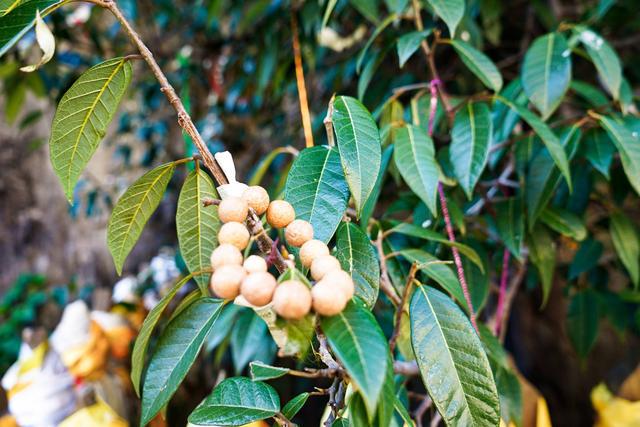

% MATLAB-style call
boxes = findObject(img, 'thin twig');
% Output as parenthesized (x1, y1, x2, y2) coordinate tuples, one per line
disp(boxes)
(498, 259, 528, 342)
(291, 10, 314, 148)
(375, 231, 402, 306)
(394, 360, 419, 376)
(493, 248, 511, 336)
(323, 94, 336, 147)
(389, 262, 419, 352)
(413, 395, 433, 427)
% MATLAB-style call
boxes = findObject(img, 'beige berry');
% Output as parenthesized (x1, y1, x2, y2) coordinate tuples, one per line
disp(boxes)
(243, 255, 268, 273)
(210, 244, 243, 270)
(218, 197, 249, 223)
(299, 239, 330, 268)
(266, 200, 295, 229)
(272, 280, 312, 320)
(210, 265, 246, 299)
(322, 270, 355, 301)
(310, 255, 342, 281)
(241, 272, 277, 306)
(285, 219, 314, 247)
(218, 221, 250, 249)
(312, 281, 347, 316)
(242, 186, 270, 215)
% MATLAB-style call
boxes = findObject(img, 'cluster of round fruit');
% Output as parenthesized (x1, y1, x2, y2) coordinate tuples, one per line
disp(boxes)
(208, 185, 355, 319)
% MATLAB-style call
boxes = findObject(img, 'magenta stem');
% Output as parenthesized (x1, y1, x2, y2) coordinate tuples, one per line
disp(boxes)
(494, 249, 510, 336)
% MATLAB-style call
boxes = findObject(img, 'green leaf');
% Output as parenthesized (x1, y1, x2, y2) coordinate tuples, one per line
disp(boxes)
(335, 222, 380, 307)
(50, 58, 133, 201)
(321, 300, 389, 416)
(396, 30, 430, 67)
(284, 146, 349, 243)
(597, 115, 640, 195)
(131, 273, 198, 397)
(393, 124, 439, 216)
(387, 222, 484, 271)
(521, 33, 572, 119)
(583, 130, 616, 179)
(254, 303, 314, 358)
(141, 298, 225, 426)
(450, 40, 503, 92)
(189, 377, 280, 426)
(450, 102, 492, 198)
(528, 224, 556, 307)
(576, 26, 622, 99)
(410, 286, 500, 426)
(332, 96, 382, 215)
(494, 197, 524, 259)
(427, 0, 464, 37)
(177, 169, 220, 291)
(248, 147, 295, 186)
(231, 309, 269, 373)
(569, 239, 603, 280)
(567, 291, 599, 358)
(349, 0, 380, 23)
(361, 145, 393, 229)
(540, 207, 587, 241)
(249, 361, 289, 382)
(501, 98, 572, 190)
(281, 392, 309, 420)
(107, 162, 175, 274)
(0, 0, 60, 56)
(356, 13, 396, 73)
(610, 212, 640, 287)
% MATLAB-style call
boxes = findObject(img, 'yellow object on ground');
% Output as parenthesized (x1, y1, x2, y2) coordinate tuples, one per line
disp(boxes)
(59, 399, 128, 427)
(0, 415, 18, 427)
(592, 383, 640, 427)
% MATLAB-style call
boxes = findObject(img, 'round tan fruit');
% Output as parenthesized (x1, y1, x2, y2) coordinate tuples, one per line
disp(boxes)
(242, 186, 270, 215)
(218, 197, 249, 223)
(310, 255, 342, 281)
(218, 221, 250, 249)
(241, 272, 277, 306)
(243, 255, 268, 273)
(210, 265, 246, 299)
(272, 280, 312, 320)
(285, 219, 314, 247)
(322, 269, 355, 301)
(299, 239, 330, 268)
(266, 200, 295, 229)
(312, 280, 347, 316)
(210, 244, 243, 269)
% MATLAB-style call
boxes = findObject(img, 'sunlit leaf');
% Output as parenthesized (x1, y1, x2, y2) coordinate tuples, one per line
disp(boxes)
(450, 40, 502, 92)
(427, 0, 464, 37)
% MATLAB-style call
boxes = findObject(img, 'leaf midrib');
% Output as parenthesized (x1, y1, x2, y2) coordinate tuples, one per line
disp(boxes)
(341, 98, 363, 204)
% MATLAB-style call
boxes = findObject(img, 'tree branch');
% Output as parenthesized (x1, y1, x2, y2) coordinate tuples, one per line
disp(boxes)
(375, 231, 402, 306)
(389, 262, 419, 352)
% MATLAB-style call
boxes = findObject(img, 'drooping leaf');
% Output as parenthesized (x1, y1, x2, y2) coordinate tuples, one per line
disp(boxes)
(284, 146, 349, 243)
(393, 124, 439, 216)
(410, 286, 500, 426)
(450, 40, 503, 92)
(396, 30, 430, 67)
(568, 239, 603, 280)
(176, 169, 220, 291)
(567, 291, 599, 358)
(19, 9, 55, 73)
(426, 0, 464, 37)
(610, 212, 640, 287)
(249, 361, 289, 382)
(50, 58, 133, 201)
(450, 102, 492, 198)
(521, 33, 572, 119)
(583, 130, 616, 179)
(107, 162, 175, 274)
(321, 300, 389, 416)
(0, 0, 60, 56)
(494, 197, 524, 259)
(540, 207, 587, 241)
(597, 115, 640, 195)
(332, 96, 382, 215)
(141, 298, 225, 426)
(281, 392, 309, 420)
(189, 377, 280, 426)
(528, 224, 556, 307)
(576, 26, 622, 99)
(335, 222, 380, 307)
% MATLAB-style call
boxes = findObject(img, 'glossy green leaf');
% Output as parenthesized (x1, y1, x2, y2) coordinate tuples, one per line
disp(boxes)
(521, 33, 572, 119)
(598, 115, 640, 195)
(177, 169, 220, 291)
(528, 224, 556, 307)
(427, 0, 464, 36)
(356, 13, 396, 73)
(584, 130, 616, 179)
(231, 309, 269, 374)
(189, 377, 280, 426)
(396, 30, 430, 67)
(335, 222, 380, 307)
(249, 361, 289, 382)
(494, 197, 524, 259)
(393, 124, 439, 216)
(610, 212, 640, 287)
(141, 298, 225, 426)
(569, 239, 603, 280)
(540, 207, 587, 241)
(349, 0, 380, 23)
(450, 40, 503, 92)
(107, 162, 175, 274)
(248, 147, 295, 186)
(450, 102, 492, 198)
(332, 96, 382, 215)
(361, 145, 393, 228)
(284, 146, 349, 243)
(410, 286, 500, 426)
(567, 291, 599, 358)
(321, 300, 389, 416)
(50, 58, 133, 201)
(282, 393, 309, 420)
(131, 273, 198, 397)
(576, 26, 622, 99)
(0, 0, 59, 56)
